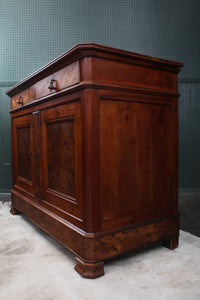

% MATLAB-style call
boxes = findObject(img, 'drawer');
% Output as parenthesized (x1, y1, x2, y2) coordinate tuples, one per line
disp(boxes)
(11, 87, 35, 110)
(11, 60, 80, 110)
(34, 60, 80, 99)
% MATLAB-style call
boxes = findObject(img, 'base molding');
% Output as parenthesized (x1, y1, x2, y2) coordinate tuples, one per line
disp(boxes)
(11, 190, 179, 278)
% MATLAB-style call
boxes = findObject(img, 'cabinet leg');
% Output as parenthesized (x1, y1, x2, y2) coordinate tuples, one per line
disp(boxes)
(10, 204, 21, 215)
(74, 257, 104, 279)
(163, 237, 179, 250)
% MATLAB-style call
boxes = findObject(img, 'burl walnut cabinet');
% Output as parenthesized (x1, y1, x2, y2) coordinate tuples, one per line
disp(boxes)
(7, 43, 183, 278)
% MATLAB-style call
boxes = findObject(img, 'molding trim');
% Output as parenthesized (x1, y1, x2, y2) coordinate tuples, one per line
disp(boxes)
(178, 78, 200, 83)
(179, 188, 200, 193)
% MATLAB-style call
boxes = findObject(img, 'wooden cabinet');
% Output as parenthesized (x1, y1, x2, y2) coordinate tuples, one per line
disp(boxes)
(7, 43, 183, 278)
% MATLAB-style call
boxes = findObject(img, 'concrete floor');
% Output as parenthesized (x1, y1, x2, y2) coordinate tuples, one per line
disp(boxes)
(0, 196, 200, 300)
(178, 193, 200, 237)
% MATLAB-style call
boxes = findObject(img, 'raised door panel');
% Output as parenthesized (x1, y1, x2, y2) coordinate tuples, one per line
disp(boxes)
(12, 112, 41, 197)
(100, 99, 174, 226)
(41, 101, 82, 221)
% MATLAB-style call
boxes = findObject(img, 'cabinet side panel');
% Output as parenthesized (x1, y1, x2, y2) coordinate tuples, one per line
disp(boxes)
(100, 98, 174, 228)
(152, 104, 172, 211)
(100, 101, 119, 221)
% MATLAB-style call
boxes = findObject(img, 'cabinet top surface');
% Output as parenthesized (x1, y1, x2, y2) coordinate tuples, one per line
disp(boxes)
(6, 43, 183, 97)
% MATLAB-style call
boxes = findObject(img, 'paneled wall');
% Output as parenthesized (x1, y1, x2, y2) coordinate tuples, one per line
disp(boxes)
(0, 85, 15, 192)
(0, 0, 199, 191)
(179, 82, 200, 191)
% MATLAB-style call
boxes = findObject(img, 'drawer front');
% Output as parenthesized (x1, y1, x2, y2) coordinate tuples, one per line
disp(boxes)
(11, 60, 80, 110)
(34, 60, 80, 99)
(11, 87, 35, 110)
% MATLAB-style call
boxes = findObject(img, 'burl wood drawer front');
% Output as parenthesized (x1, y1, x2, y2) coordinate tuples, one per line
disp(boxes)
(11, 61, 80, 110)
(11, 88, 35, 110)
(34, 60, 80, 99)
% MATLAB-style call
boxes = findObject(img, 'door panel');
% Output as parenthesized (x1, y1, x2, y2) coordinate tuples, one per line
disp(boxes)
(17, 125, 32, 181)
(41, 101, 82, 219)
(46, 118, 76, 198)
(12, 112, 41, 197)
(13, 115, 33, 194)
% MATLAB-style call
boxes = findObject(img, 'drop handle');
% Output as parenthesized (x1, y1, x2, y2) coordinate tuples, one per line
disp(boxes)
(48, 79, 57, 92)
(17, 96, 23, 105)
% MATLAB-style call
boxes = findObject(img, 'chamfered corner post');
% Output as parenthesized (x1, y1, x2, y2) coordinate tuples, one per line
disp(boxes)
(74, 257, 104, 279)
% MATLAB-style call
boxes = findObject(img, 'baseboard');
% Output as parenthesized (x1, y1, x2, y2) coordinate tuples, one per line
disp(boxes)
(179, 189, 200, 193)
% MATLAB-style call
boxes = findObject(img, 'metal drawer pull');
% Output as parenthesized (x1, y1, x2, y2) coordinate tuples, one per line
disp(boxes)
(17, 96, 23, 105)
(48, 79, 57, 92)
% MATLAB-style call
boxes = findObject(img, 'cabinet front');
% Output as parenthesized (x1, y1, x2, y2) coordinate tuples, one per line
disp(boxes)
(41, 101, 82, 221)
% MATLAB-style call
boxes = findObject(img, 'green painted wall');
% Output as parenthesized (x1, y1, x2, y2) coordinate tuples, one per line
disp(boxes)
(0, 86, 13, 192)
(0, 0, 199, 192)
(179, 83, 200, 191)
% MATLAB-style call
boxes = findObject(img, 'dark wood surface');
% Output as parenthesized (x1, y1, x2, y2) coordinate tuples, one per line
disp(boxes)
(10, 61, 80, 110)
(7, 43, 183, 278)
(2, 193, 198, 237)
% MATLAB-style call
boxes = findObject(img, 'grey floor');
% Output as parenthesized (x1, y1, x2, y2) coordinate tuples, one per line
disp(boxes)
(0, 193, 11, 202)
(178, 192, 200, 237)
(1, 192, 200, 237)
(0, 193, 200, 300)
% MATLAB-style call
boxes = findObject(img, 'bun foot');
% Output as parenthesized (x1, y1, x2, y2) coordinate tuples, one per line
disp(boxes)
(10, 205, 21, 215)
(74, 257, 104, 279)
(163, 237, 179, 250)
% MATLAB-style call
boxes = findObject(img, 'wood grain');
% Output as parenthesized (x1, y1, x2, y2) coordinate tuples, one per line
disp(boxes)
(8, 43, 182, 278)
(10, 61, 80, 110)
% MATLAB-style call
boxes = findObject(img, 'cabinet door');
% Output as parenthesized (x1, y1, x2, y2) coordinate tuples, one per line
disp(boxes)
(12, 111, 41, 197)
(41, 101, 82, 220)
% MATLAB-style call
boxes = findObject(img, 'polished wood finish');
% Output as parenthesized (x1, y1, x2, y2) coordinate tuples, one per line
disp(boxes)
(10, 204, 21, 215)
(74, 257, 104, 279)
(163, 237, 179, 250)
(10, 60, 80, 110)
(7, 43, 183, 278)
